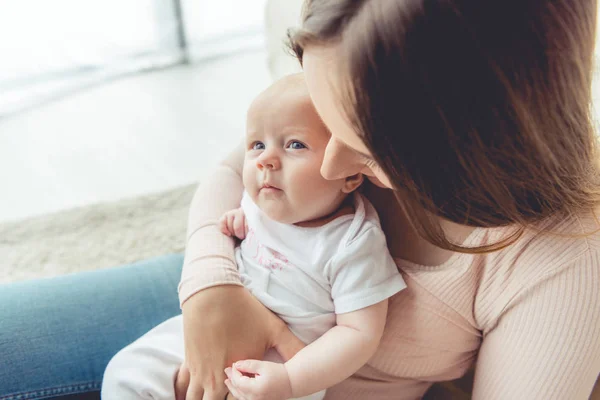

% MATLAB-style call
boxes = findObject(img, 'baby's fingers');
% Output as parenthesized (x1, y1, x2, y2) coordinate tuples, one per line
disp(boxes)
(229, 365, 256, 394)
(226, 213, 238, 236)
(219, 215, 231, 236)
(233, 213, 247, 240)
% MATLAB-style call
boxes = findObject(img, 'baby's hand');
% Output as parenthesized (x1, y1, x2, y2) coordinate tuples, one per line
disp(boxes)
(224, 360, 292, 400)
(219, 208, 249, 240)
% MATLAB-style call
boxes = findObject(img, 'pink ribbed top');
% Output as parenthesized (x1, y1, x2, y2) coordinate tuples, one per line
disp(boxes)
(179, 158, 600, 399)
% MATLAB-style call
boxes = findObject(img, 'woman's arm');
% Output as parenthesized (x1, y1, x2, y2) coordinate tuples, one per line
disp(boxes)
(178, 142, 245, 305)
(472, 253, 600, 399)
(177, 142, 305, 400)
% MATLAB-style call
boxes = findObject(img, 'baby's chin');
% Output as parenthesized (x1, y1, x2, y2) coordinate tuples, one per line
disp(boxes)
(259, 201, 338, 227)
(259, 205, 297, 225)
(254, 198, 311, 225)
(249, 194, 290, 222)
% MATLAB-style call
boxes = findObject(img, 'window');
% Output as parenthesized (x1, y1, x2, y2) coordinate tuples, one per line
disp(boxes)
(0, 0, 265, 117)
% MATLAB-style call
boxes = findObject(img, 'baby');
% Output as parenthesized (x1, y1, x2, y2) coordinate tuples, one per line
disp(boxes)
(101, 73, 406, 400)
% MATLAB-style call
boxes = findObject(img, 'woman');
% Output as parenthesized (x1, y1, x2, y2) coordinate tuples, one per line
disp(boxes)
(2, 0, 599, 399)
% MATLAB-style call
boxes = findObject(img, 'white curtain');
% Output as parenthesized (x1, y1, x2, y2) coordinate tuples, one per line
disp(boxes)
(183, 0, 266, 60)
(0, 0, 266, 118)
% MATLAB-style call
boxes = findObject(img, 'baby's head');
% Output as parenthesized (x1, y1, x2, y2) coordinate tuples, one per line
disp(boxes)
(243, 73, 363, 225)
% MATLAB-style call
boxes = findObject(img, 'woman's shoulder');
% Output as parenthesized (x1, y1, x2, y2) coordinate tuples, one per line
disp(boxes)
(522, 209, 598, 259)
(479, 209, 600, 267)
(388, 211, 600, 349)
(468, 210, 600, 326)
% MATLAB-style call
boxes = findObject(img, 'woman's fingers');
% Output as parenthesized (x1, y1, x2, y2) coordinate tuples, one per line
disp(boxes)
(185, 380, 204, 400)
(175, 364, 191, 400)
(201, 386, 229, 400)
(180, 369, 227, 400)
(181, 375, 227, 400)
(224, 379, 244, 400)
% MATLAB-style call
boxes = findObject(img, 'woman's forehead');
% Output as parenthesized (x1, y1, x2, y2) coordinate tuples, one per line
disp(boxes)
(302, 48, 341, 124)
(303, 47, 373, 157)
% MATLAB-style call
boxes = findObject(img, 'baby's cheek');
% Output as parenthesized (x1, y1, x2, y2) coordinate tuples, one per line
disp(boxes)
(242, 164, 257, 192)
(294, 167, 343, 207)
(293, 166, 326, 192)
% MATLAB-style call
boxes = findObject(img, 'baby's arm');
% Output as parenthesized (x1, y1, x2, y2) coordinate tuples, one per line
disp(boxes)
(225, 299, 388, 399)
(285, 299, 388, 397)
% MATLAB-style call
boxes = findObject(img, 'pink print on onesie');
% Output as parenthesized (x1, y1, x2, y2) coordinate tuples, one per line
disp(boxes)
(243, 228, 290, 271)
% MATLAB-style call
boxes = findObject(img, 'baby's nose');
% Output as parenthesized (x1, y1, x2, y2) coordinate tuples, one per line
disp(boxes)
(256, 152, 280, 170)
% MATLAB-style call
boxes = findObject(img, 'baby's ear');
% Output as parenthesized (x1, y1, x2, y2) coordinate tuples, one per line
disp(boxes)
(342, 173, 364, 194)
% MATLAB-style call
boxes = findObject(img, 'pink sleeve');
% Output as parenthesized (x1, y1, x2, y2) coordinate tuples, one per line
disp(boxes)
(472, 250, 600, 399)
(177, 144, 245, 306)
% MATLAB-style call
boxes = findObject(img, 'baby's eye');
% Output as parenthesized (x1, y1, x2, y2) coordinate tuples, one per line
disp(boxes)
(288, 141, 306, 150)
(252, 142, 265, 150)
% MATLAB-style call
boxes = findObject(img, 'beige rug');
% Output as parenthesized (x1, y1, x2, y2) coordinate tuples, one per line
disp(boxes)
(0, 184, 196, 283)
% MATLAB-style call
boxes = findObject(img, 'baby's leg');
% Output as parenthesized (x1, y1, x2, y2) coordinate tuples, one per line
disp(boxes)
(101, 314, 185, 400)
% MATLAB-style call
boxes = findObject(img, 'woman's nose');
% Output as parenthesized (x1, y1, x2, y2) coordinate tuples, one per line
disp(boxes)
(256, 149, 281, 170)
(321, 138, 362, 180)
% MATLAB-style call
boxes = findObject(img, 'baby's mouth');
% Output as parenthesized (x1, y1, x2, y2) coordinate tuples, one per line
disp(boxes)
(261, 182, 282, 191)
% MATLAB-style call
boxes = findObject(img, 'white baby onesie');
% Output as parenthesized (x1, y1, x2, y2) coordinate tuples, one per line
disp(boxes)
(236, 191, 407, 344)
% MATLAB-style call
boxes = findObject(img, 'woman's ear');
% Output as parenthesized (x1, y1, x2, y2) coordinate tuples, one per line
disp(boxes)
(342, 173, 364, 193)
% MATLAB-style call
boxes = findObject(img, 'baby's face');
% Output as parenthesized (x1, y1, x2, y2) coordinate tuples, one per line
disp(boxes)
(243, 75, 349, 224)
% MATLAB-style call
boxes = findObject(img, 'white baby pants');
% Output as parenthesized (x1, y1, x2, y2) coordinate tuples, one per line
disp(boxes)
(101, 315, 325, 400)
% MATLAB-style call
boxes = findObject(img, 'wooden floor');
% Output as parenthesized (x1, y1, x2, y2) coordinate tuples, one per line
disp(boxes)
(0, 50, 272, 222)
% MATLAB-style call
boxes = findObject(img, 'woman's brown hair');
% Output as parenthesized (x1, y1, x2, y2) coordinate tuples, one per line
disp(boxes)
(289, 0, 600, 252)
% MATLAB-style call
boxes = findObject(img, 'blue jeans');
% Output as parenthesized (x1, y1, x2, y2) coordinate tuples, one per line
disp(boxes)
(0, 254, 183, 400)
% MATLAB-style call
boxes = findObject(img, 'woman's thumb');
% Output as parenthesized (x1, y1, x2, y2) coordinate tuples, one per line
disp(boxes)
(273, 326, 306, 361)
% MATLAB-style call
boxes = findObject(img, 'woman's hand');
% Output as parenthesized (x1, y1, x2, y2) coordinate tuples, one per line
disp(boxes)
(175, 286, 305, 400)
